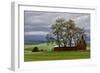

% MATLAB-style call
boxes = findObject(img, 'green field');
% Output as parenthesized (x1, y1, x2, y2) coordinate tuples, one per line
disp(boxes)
(24, 43, 56, 52)
(24, 43, 90, 62)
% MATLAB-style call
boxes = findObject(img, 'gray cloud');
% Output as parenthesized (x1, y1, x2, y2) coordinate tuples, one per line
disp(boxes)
(24, 11, 90, 37)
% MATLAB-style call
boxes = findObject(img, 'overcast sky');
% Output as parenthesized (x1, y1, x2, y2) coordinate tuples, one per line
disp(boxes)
(24, 11, 90, 41)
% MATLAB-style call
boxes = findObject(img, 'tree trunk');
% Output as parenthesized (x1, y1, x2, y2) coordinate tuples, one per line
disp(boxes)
(69, 35, 72, 47)
(57, 33, 60, 48)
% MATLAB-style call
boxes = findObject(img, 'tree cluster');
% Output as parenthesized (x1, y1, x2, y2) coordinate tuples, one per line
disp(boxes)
(46, 17, 85, 48)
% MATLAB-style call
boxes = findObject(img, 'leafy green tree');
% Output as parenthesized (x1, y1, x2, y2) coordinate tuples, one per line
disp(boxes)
(32, 47, 39, 52)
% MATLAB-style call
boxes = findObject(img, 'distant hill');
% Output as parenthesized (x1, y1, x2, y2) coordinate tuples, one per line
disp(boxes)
(24, 35, 47, 43)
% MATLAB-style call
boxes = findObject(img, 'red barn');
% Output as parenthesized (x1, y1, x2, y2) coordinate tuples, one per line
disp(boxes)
(54, 36, 86, 51)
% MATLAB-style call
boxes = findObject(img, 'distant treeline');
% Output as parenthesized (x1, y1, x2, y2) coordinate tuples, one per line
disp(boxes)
(24, 41, 47, 45)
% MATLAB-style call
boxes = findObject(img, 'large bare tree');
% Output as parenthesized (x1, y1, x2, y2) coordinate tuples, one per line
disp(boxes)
(46, 17, 85, 48)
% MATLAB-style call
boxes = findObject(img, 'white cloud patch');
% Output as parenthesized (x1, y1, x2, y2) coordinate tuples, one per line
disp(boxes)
(25, 31, 48, 36)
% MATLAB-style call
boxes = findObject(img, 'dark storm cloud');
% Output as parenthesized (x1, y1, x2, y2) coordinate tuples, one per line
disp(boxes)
(24, 23, 51, 32)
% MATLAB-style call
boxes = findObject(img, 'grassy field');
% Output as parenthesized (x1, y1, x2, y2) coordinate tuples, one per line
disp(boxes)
(24, 43, 90, 62)
(24, 43, 56, 51)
